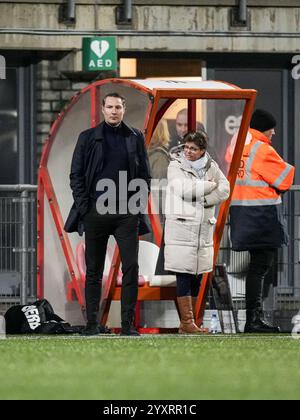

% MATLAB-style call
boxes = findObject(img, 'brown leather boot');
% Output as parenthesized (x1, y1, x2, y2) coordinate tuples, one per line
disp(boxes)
(192, 297, 198, 320)
(177, 296, 202, 334)
(192, 297, 209, 333)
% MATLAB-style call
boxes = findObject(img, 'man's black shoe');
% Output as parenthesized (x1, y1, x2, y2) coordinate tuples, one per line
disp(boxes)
(81, 324, 111, 336)
(244, 318, 280, 334)
(120, 326, 140, 336)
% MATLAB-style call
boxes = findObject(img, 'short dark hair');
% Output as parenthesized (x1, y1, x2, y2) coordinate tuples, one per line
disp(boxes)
(102, 92, 126, 106)
(183, 130, 208, 150)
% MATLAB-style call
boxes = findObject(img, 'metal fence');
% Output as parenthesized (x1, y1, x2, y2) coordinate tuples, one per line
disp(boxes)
(0, 185, 37, 315)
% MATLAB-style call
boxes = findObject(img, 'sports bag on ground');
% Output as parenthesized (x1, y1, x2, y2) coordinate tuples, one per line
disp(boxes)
(4, 299, 82, 334)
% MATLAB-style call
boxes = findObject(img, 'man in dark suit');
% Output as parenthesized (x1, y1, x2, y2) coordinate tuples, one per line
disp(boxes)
(65, 92, 151, 336)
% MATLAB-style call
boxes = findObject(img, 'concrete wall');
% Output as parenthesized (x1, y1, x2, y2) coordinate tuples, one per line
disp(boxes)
(0, 1, 299, 54)
(36, 60, 88, 155)
(3, 0, 296, 173)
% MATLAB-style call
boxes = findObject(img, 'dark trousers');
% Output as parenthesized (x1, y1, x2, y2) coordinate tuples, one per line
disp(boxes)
(246, 248, 276, 311)
(176, 273, 203, 297)
(84, 206, 139, 327)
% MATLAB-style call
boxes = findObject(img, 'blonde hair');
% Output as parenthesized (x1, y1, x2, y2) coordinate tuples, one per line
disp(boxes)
(149, 119, 170, 149)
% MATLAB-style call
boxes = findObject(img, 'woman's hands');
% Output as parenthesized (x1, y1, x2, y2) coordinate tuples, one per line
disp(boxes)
(203, 181, 217, 195)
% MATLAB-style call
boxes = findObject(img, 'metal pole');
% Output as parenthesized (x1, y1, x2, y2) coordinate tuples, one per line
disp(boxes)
(0, 185, 37, 192)
(238, 0, 247, 24)
(18, 67, 25, 184)
(20, 190, 29, 305)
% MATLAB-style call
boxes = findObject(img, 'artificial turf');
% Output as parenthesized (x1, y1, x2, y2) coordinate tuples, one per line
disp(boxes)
(0, 335, 299, 400)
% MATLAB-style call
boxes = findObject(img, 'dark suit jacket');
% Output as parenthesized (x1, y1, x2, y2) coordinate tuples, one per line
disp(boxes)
(64, 121, 152, 236)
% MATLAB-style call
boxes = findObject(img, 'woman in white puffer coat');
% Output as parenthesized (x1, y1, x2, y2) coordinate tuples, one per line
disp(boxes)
(164, 131, 230, 334)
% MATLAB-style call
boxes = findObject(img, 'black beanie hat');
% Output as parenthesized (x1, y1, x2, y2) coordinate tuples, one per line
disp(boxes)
(250, 109, 277, 132)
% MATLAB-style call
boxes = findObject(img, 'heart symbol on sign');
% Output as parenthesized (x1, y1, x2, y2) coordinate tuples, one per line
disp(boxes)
(91, 40, 110, 59)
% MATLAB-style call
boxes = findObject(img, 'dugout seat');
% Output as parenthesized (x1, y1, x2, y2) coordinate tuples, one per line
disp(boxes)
(75, 240, 177, 330)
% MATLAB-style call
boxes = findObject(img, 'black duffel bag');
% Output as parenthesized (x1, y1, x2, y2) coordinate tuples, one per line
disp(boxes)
(4, 299, 82, 334)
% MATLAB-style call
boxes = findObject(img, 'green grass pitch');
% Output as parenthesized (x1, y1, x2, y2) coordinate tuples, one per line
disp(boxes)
(0, 335, 299, 400)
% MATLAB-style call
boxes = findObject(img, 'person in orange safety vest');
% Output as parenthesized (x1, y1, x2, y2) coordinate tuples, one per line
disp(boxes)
(229, 109, 295, 333)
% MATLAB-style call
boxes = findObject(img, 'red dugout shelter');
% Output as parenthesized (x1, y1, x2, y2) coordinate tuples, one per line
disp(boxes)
(37, 78, 256, 328)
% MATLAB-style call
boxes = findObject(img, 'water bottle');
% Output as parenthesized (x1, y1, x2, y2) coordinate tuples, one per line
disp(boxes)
(210, 312, 218, 334)
(0, 316, 6, 339)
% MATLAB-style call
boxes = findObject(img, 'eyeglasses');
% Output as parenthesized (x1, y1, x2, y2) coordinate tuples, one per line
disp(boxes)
(183, 145, 201, 153)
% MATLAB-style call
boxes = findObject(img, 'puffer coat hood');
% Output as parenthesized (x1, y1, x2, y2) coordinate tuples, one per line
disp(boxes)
(164, 148, 230, 275)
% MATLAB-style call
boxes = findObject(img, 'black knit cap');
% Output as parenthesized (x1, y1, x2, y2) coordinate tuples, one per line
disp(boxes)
(250, 109, 277, 132)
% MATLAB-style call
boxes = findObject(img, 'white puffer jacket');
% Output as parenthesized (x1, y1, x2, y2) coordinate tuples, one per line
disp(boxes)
(164, 152, 230, 275)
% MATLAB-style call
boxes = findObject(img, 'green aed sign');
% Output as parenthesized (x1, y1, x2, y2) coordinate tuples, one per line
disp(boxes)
(82, 37, 117, 71)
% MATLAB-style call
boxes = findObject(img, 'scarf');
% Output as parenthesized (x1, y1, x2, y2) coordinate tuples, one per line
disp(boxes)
(186, 153, 209, 179)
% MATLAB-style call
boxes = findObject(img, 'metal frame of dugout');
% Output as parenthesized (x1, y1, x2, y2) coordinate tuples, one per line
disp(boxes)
(37, 78, 257, 330)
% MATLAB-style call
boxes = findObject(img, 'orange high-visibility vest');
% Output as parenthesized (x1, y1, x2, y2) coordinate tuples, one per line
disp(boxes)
(231, 129, 295, 207)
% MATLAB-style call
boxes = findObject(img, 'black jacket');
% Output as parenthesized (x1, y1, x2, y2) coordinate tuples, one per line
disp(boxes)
(229, 204, 289, 251)
(64, 121, 152, 236)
